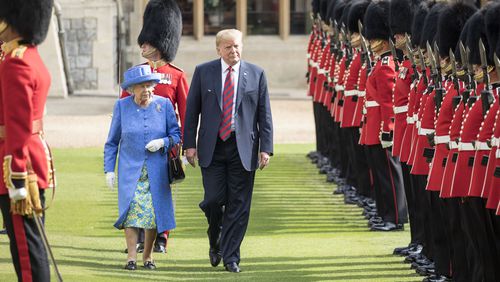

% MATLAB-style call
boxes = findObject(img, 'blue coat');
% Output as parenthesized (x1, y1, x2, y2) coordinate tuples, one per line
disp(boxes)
(104, 95, 181, 233)
(183, 59, 274, 171)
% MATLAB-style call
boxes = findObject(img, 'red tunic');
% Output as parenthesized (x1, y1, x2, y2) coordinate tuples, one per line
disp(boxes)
(392, 60, 412, 157)
(408, 74, 428, 167)
(364, 52, 396, 145)
(334, 56, 347, 122)
(450, 85, 485, 198)
(0, 41, 53, 195)
(342, 51, 362, 128)
(468, 88, 499, 197)
(308, 39, 321, 98)
(426, 83, 461, 191)
(121, 62, 188, 135)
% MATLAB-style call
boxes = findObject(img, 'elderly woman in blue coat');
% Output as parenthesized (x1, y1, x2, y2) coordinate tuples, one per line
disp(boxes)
(104, 65, 181, 270)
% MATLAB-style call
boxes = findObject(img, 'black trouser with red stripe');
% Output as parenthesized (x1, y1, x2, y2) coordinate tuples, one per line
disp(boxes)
(0, 194, 50, 282)
(344, 127, 371, 196)
(365, 145, 408, 224)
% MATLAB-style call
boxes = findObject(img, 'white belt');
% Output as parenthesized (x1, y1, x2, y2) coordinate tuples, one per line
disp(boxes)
(344, 90, 358, 97)
(406, 116, 415, 124)
(413, 113, 418, 120)
(311, 61, 319, 68)
(306, 53, 311, 59)
(317, 68, 326, 75)
(496, 148, 500, 159)
(416, 120, 421, 129)
(394, 105, 409, 114)
(418, 128, 435, 136)
(365, 101, 380, 108)
(475, 141, 490, 151)
(357, 90, 366, 97)
(492, 137, 500, 147)
(434, 135, 450, 144)
(449, 141, 459, 150)
(335, 85, 345, 92)
(458, 142, 475, 151)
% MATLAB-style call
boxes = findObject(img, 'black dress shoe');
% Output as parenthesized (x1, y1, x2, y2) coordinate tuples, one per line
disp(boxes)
(224, 262, 241, 273)
(143, 261, 156, 270)
(209, 248, 222, 267)
(0, 229, 6, 235)
(153, 242, 166, 253)
(124, 261, 137, 270)
(393, 244, 414, 256)
(370, 222, 404, 231)
(423, 274, 451, 282)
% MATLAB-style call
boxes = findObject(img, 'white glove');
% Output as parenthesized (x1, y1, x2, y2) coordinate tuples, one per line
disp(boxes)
(145, 138, 164, 152)
(8, 187, 27, 201)
(106, 172, 115, 189)
(381, 140, 393, 149)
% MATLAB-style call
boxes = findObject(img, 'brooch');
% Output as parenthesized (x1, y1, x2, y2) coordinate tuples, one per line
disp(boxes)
(156, 103, 162, 113)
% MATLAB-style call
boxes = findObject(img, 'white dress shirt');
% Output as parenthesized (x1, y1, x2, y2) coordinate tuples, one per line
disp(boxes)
(220, 58, 240, 131)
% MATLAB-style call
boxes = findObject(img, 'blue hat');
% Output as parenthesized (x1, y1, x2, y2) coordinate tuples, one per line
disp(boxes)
(121, 65, 161, 90)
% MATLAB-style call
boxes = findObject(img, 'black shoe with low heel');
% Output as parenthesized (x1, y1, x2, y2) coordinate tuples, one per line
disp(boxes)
(143, 261, 156, 270)
(124, 261, 137, 270)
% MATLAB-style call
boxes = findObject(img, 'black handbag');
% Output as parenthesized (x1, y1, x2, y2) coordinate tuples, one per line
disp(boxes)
(168, 137, 185, 184)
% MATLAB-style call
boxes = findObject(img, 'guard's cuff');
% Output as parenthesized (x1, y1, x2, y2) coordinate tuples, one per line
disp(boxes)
(3, 155, 27, 189)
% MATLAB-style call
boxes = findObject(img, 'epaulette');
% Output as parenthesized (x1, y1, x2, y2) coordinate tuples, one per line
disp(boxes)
(169, 63, 184, 72)
(381, 56, 390, 66)
(11, 45, 27, 59)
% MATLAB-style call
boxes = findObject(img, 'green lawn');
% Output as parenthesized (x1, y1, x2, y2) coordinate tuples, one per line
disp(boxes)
(0, 144, 420, 281)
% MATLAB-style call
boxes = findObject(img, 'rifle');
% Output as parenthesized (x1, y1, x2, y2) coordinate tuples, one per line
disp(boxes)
(418, 48, 428, 85)
(341, 24, 353, 68)
(405, 33, 419, 84)
(458, 41, 472, 104)
(479, 38, 494, 115)
(431, 42, 444, 115)
(450, 49, 460, 92)
(495, 53, 500, 106)
(389, 38, 399, 72)
(358, 20, 372, 76)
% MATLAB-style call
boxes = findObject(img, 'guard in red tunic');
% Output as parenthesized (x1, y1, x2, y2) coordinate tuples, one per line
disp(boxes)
(0, 1, 55, 281)
(120, 0, 187, 254)
(363, 0, 407, 232)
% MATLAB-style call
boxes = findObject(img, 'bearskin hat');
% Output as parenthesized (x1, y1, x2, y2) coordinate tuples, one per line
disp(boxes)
(320, 0, 330, 20)
(333, 0, 347, 25)
(466, 7, 491, 65)
(137, 0, 182, 62)
(419, 1, 446, 49)
(364, 0, 391, 40)
(326, 0, 339, 23)
(411, 2, 431, 49)
(389, 0, 422, 36)
(485, 2, 500, 60)
(341, 1, 354, 28)
(312, 0, 321, 17)
(437, 2, 477, 58)
(0, 0, 53, 46)
(348, 0, 371, 34)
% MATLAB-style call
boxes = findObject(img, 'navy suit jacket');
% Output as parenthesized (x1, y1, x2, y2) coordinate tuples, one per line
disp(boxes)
(184, 59, 273, 171)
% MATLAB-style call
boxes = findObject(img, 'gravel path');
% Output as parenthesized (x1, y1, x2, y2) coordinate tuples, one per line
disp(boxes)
(44, 96, 316, 148)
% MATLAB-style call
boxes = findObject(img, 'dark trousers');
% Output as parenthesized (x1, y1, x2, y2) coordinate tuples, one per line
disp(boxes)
(365, 145, 408, 224)
(442, 198, 472, 282)
(344, 127, 371, 196)
(200, 133, 255, 265)
(0, 194, 50, 282)
(413, 175, 433, 260)
(427, 191, 452, 276)
(401, 164, 422, 245)
(461, 198, 499, 282)
(313, 101, 323, 153)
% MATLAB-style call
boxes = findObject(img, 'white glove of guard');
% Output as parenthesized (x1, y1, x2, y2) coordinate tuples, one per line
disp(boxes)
(381, 140, 393, 149)
(145, 138, 164, 152)
(106, 172, 115, 189)
(8, 187, 27, 201)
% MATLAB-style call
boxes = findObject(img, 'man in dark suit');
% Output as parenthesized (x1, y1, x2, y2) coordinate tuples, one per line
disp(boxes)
(184, 29, 273, 273)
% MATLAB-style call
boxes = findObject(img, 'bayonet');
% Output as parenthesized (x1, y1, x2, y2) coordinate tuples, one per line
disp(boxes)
(418, 48, 428, 85)
(433, 42, 444, 115)
(479, 39, 494, 115)
(405, 39, 419, 83)
(479, 38, 490, 88)
(390, 38, 399, 72)
(450, 49, 460, 92)
(494, 53, 500, 82)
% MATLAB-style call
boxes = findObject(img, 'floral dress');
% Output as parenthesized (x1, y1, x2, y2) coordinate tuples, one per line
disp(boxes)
(122, 164, 156, 229)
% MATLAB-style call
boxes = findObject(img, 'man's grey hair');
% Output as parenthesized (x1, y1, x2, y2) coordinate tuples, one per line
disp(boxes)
(215, 29, 243, 47)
